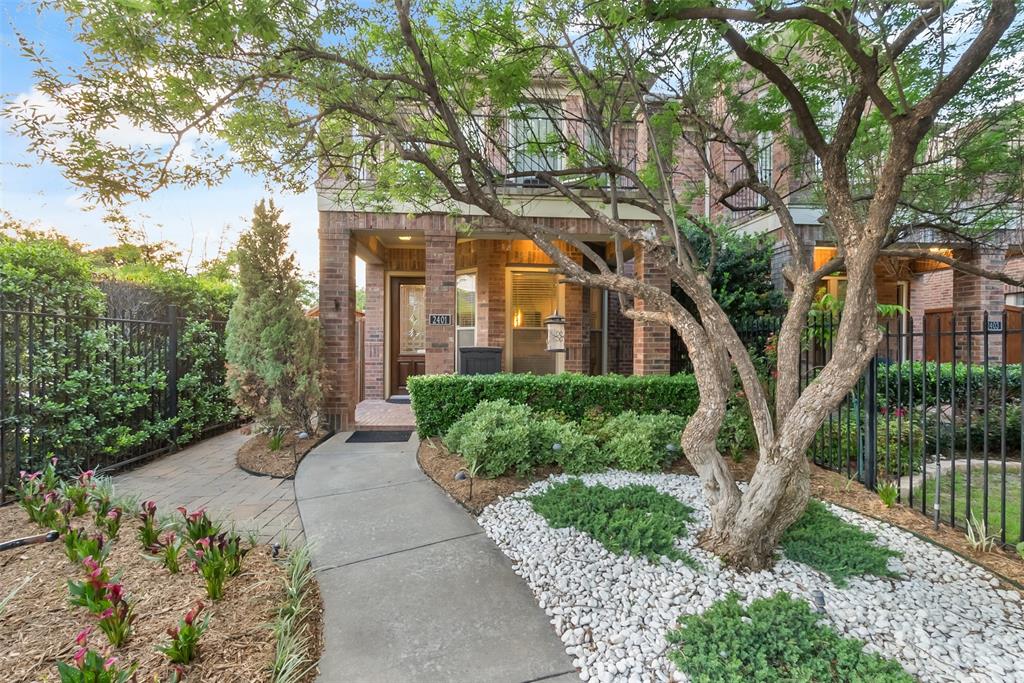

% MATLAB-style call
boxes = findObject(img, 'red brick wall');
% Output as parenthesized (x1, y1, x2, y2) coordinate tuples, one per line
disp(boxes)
(425, 218, 456, 374)
(633, 251, 671, 375)
(953, 248, 1007, 362)
(363, 261, 385, 400)
(318, 212, 358, 431)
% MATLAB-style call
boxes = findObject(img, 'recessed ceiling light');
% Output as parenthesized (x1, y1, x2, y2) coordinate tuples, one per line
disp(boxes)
(398, 235, 412, 241)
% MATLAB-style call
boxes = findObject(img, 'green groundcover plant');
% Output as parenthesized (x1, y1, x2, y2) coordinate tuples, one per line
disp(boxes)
(781, 501, 902, 587)
(530, 479, 695, 564)
(667, 592, 913, 682)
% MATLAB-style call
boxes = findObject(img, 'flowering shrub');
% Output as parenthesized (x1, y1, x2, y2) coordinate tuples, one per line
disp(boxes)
(189, 533, 249, 599)
(137, 500, 161, 548)
(97, 507, 123, 538)
(158, 602, 210, 664)
(57, 627, 137, 683)
(64, 529, 110, 564)
(178, 506, 220, 543)
(60, 470, 95, 517)
(68, 557, 136, 646)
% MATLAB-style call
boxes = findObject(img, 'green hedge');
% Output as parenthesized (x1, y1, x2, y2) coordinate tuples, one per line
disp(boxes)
(877, 361, 1022, 409)
(408, 372, 699, 437)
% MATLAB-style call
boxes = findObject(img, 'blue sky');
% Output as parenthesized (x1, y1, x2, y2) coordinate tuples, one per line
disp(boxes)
(0, 2, 329, 278)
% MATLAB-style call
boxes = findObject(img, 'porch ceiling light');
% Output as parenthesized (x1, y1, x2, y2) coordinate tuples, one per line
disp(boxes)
(545, 310, 567, 353)
(398, 235, 413, 241)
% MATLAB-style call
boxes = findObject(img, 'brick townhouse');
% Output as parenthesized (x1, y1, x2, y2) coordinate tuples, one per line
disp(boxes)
(317, 91, 1022, 431)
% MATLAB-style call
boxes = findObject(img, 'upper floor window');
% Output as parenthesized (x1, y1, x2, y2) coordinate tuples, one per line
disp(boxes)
(508, 103, 563, 182)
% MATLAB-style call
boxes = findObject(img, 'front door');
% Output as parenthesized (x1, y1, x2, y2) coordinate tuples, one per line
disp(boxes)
(390, 277, 426, 396)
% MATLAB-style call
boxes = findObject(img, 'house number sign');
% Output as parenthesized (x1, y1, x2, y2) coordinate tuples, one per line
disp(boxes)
(428, 313, 452, 326)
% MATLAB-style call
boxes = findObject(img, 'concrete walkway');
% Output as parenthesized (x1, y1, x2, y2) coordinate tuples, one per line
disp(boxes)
(114, 429, 304, 546)
(296, 432, 575, 683)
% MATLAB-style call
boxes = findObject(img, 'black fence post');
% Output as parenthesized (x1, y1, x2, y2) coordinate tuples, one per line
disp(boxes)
(864, 356, 878, 491)
(167, 305, 180, 445)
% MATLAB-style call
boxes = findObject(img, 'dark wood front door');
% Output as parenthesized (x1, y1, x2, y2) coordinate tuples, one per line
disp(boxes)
(924, 307, 953, 362)
(390, 277, 426, 396)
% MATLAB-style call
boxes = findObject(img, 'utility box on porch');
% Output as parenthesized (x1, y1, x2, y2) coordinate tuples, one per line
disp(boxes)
(459, 347, 502, 375)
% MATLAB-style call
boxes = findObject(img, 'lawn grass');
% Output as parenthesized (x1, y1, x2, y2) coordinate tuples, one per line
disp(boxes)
(529, 479, 696, 564)
(921, 464, 1022, 544)
(781, 500, 902, 587)
(666, 592, 913, 683)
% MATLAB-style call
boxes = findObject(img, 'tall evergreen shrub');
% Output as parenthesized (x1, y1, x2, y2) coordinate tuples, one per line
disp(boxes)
(226, 201, 322, 433)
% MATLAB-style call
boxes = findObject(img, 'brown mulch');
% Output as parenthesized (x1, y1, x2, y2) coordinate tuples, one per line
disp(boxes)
(417, 438, 558, 514)
(236, 430, 322, 479)
(417, 439, 1024, 588)
(0, 505, 322, 682)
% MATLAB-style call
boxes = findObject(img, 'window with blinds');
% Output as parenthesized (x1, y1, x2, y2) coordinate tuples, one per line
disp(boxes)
(456, 274, 476, 328)
(455, 273, 477, 373)
(510, 271, 558, 374)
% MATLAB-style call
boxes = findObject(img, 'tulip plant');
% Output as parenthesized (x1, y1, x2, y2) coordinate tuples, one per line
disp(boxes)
(137, 500, 160, 549)
(151, 531, 185, 574)
(158, 602, 210, 664)
(68, 557, 136, 646)
(64, 529, 109, 564)
(60, 470, 95, 517)
(57, 628, 137, 683)
(177, 506, 219, 543)
(97, 507, 123, 538)
(188, 533, 248, 600)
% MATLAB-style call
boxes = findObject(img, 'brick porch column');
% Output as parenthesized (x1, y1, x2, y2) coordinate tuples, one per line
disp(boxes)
(953, 246, 1007, 362)
(633, 250, 671, 375)
(363, 261, 385, 399)
(425, 217, 456, 374)
(319, 212, 358, 431)
(563, 282, 589, 373)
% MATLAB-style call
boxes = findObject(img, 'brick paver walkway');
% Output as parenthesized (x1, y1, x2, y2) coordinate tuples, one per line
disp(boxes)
(355, 399, 415, 429)
(113, 429, 304, 546)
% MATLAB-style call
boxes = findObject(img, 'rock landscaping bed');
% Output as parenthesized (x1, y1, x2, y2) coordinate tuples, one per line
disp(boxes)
(479, 471, 1024, 683)
(1, 463, 321, 682)
(237, 429, 323, 478)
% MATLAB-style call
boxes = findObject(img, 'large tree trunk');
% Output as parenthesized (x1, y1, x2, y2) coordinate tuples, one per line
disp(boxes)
(691, 253, 882, 569)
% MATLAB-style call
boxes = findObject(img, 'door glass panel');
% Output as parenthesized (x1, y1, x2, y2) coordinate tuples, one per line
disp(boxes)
(511, 271, 557, 374)
(399, 284, 426, 354)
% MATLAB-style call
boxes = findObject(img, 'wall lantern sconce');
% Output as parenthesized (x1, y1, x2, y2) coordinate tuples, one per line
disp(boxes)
(545, 311, 567, 353)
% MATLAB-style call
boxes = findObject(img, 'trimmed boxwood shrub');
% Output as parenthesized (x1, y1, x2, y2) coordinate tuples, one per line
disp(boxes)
(408, 372, 699, 437)
(443, 399, 536, 477)
(443, 400, 686, 477)
(597, 411, 687, 472)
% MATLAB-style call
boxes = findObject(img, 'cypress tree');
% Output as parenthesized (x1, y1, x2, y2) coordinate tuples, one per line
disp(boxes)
(226, 200, 322, 433)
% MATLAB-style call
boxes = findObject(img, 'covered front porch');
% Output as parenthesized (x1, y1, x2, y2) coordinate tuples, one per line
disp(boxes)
(319, 212, 673, 430)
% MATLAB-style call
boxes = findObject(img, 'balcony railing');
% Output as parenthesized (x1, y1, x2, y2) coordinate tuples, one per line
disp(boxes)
(471, 113, 640, 190)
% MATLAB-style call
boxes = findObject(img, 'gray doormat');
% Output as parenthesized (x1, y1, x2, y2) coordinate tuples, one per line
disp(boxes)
(386, 396, 411, 404)
(346, 430, 413, 443)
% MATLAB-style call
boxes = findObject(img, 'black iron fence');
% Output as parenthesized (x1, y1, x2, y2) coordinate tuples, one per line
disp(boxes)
(739, 312, 1024, 547)
(0, 302, 238, 503)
